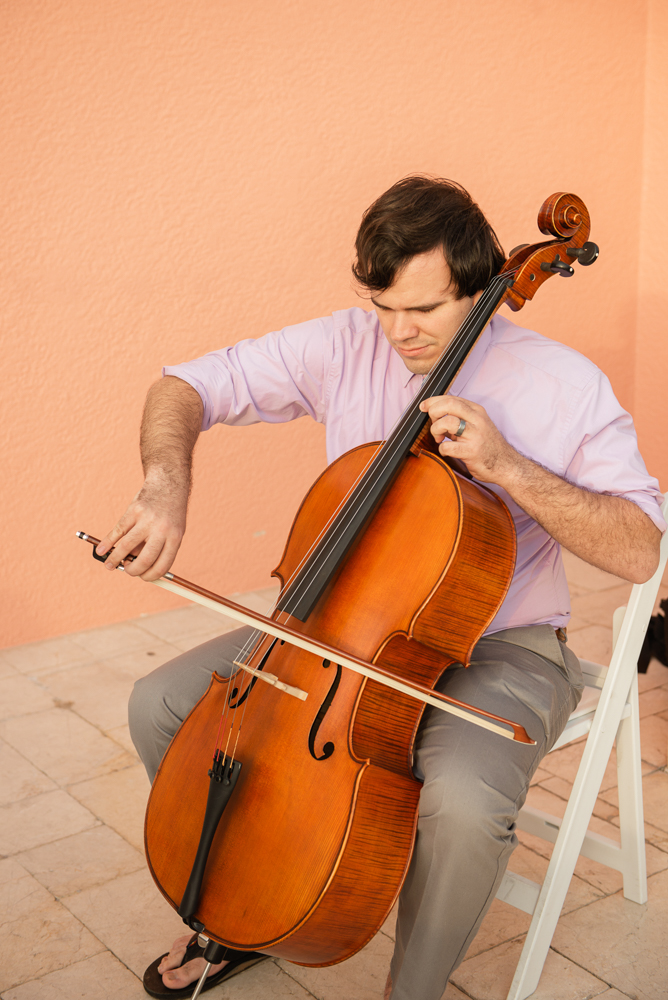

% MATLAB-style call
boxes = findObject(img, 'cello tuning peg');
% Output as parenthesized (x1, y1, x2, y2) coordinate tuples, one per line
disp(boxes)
(566, 241, 599, 266)
(540, 255, 575, 277)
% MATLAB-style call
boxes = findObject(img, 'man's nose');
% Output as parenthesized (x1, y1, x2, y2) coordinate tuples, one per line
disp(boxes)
(392, 313, 419, 341)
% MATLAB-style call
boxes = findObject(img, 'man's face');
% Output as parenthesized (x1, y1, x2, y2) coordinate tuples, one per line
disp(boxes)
(372, 248, 480, 375)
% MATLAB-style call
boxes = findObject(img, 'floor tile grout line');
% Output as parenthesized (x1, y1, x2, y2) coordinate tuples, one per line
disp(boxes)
(0, 950, 145, 1000)
(275, 960, 335, 999)
(0, 907, 111, 994)
(548, 941, 629, 997)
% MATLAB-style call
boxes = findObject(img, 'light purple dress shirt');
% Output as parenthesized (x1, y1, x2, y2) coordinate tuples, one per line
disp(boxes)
(164, 309, 665, 634)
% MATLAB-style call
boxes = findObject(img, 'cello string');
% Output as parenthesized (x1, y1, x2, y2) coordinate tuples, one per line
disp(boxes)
(206, 271, 516, 759)
(272, 278, 503, 607)
(227, 275, 510, 681)
(276, 274, 512, 613)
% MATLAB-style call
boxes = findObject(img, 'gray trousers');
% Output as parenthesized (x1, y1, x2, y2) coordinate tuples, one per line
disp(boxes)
(129, 624, 583, 1000)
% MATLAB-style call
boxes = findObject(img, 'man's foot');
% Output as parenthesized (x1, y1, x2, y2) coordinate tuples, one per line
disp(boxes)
(143, 933, 268, 998)
(158, 934, 226, 990)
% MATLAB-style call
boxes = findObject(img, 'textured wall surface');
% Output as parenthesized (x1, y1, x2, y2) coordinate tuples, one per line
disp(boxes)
(635, 0, 668, 476)
(1, 0, 662, 646)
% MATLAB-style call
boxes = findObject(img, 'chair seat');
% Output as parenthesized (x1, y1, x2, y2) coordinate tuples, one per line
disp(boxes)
(550, 684, 630, 751)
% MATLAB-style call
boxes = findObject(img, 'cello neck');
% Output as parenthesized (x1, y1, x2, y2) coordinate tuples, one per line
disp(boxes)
(276, 272, 514, 623)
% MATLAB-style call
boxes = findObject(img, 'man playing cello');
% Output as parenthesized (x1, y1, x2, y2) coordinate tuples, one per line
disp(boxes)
(96, 177, 664, 1000)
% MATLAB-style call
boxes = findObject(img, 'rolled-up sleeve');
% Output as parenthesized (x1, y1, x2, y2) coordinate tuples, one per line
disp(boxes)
(564, 371, 666, 532)
(162, 316, 332, 431)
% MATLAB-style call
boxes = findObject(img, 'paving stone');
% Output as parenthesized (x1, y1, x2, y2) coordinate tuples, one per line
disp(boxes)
(0, 858, 103, 992)
(172, 629, 236, 652)
(463, 896, 531, 960)
(600, 769, 668, 834)
(212, 959, 319, 998)
(0, 674, 58, 719)
(638, 685, 668, 718)
(640, 820, 668, 853)
(67, 764, 150, 852)
(566, 625, 614, 665)
(637, 658, 668, 693)
(0, 790, 97, 855)
(529, 765, 552, 785)
(0, 653, 19, 679)
(0, 951, 145, 1000)
(16, 825, 144, 897)
(452, 937, 609, 1000)
(553, 868, 668, 1000)
(639, 713, 668, 767)
(0, 738, 56, 806)
(281, 928, 392, 1000)
(97, 641, 184, 682)
(105, 723, 140, 758)
(133, 604, 233, 643)
(2, 637, 94, 676)
(39, 662, 134, 732)
(61, 868, 190, 979)
(4, 592, 668, 1000)
(500, 843, 603, 915)
(71, 622, 161, 659)
(539, 739, 613, 789)
(637, 770, 668, 833)
(0, 707, 134, 786)
(570, 585, 633, 629)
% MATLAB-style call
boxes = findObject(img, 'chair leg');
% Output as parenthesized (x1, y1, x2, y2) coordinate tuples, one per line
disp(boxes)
(506, 772, 605, 998)
(506, 688, 629, 1000)
(615, 672, 647, 903)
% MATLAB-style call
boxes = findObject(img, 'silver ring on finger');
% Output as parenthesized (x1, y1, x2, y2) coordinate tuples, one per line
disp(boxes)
(454, 418, 466, 437)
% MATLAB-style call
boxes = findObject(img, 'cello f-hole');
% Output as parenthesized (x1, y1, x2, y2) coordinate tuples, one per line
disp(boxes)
(308, 659, 342, 761)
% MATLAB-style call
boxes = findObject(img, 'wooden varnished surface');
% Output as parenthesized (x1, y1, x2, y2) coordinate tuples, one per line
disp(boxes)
(145, 443, 516, 964)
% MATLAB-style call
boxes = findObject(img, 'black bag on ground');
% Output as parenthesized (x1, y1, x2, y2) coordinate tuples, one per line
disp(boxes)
(638, 598, 668, 673)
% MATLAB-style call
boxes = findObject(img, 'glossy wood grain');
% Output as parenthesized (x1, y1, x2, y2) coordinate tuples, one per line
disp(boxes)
(145, 444, 515, 965)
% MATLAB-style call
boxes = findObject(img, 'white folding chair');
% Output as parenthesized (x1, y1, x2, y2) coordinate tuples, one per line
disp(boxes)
(495, 499, 668, 1000)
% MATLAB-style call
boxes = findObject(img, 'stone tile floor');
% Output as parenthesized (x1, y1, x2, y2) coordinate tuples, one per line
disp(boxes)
(1, 555, 668, 1000)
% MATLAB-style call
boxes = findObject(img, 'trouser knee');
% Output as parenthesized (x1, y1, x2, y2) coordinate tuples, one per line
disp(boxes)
(128, 672, 167, 776)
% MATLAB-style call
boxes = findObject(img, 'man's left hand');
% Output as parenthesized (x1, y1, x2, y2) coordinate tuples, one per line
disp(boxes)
(419, 394, 518, 486)
(419, 394, 661, 584)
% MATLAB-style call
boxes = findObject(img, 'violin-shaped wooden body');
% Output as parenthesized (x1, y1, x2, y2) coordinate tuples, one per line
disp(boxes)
(144, 445, 515, 964)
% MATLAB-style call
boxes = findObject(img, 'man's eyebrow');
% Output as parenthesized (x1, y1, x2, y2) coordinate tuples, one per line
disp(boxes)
(370, 297, 447, 312)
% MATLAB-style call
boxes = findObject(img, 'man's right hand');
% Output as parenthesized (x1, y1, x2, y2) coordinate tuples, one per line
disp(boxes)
(95, 471, 188, 581)
(96, 375, 204, 581)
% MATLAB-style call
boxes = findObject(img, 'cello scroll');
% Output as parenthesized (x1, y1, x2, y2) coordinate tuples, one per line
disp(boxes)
(501, 192, 599, 311)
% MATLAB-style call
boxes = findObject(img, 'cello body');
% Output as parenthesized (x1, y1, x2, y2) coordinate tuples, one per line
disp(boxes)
(144, 442, 515, 965)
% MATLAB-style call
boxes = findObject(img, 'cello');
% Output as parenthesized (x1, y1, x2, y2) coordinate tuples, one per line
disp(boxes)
(79, 192, 598, 983)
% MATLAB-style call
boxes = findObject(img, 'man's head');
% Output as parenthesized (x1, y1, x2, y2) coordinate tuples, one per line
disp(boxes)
(353, 176, 504, 374)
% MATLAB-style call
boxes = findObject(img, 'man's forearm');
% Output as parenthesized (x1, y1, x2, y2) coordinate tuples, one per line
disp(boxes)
(96, 376, 205, 579)
(140, 375, 204, 498)
(499, 455, 661, 584)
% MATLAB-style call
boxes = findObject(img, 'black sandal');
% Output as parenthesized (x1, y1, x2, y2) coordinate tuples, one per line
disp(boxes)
(143, 934, 268, 998)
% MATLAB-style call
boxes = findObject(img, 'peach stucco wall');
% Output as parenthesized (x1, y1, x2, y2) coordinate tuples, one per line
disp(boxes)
(2, 1, 665, 647)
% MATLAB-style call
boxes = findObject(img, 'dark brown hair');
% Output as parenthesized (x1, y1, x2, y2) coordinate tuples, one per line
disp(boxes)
(352, 176, 505, 299)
